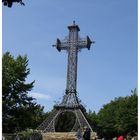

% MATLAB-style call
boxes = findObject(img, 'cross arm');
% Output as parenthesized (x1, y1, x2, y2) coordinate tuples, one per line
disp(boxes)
(78, 36, 95, 50)
(53, 38, 68, 52)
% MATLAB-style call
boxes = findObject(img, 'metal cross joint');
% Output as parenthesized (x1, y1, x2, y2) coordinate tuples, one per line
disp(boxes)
(53, 36, 94, 52)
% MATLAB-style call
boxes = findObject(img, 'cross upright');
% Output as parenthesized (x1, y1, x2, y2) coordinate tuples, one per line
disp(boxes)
(54, 21, 94, 108)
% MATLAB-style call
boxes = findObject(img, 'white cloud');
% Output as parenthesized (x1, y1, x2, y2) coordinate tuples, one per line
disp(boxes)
(30, 92, 51, 100)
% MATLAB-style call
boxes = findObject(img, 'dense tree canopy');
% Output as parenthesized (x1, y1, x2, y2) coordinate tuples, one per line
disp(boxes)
(2, 52, 45, 133)
(86, 89, 138, 139)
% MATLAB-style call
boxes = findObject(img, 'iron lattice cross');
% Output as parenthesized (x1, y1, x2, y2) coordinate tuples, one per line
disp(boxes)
(54, 21, 94, 108)
(37, 22, 95, 133)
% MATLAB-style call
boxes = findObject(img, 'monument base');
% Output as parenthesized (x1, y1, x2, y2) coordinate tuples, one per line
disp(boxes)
(42, 132, 96, 140)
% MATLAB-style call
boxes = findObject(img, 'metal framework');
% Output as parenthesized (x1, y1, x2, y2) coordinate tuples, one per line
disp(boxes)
(37, 21, 94, 132)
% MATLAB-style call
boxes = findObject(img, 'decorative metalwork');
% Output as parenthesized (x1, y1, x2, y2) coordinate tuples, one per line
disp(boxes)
(37, 21, 94, 132)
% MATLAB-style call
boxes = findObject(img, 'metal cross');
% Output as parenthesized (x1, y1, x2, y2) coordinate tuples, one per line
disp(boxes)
(37, 22, 95, 132)
(53, 21, 94, 101)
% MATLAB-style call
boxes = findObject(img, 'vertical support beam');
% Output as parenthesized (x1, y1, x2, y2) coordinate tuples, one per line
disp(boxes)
(66, 21, 80, 94)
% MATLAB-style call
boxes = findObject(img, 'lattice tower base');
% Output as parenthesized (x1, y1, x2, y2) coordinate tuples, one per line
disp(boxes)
(37, 108, 93, 133)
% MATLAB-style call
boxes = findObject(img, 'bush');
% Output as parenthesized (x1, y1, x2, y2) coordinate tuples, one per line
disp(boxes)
(19, 129, 43, 140)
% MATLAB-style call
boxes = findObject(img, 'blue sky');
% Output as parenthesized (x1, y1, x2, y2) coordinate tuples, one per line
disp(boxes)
(2, 0, 137, 113)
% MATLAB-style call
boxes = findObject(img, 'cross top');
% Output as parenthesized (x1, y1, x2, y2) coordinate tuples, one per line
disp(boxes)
(54, 23, 93, 52)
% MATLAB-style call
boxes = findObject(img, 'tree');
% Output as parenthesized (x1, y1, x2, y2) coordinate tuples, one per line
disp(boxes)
(96, 101, 118, 138)
(96, 89, 137, 138)
(86, 110, 98, 132)
(2, 0, 25, 8)
(2, 52, 45, 133)
(114, 89, 138, 136)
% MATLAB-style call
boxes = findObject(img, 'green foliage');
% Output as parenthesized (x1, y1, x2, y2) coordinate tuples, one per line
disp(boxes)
(3, 135, 15, 140)
(2, 52, 45, 133)
(3, 129, 43, 140)
(85, 89, 137, 138)
(86, 110, 98, 132)
(96, 89, 138, 138)
(55, 111, 76, 132)
(19, 129, 43, 140)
